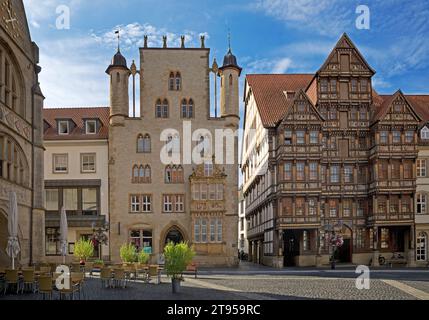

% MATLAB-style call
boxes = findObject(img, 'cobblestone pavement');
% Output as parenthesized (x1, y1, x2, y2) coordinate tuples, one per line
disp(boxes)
(1, 264, 429, 300)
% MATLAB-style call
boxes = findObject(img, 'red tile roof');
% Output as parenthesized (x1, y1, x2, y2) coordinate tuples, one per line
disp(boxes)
(407, 95, 429, 122)
(246, 74, 314, 127)
(43, 107, 110, 140)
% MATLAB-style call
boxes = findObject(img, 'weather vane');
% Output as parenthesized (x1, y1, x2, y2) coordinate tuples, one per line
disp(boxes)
(115, 28, 120, 51)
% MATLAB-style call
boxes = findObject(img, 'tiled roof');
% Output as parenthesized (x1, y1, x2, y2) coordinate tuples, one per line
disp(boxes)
(372, 93, 429, 124)
(246, 74, 314, 127)
(406, 95, 429, 123)
(43, 107, 110, 140)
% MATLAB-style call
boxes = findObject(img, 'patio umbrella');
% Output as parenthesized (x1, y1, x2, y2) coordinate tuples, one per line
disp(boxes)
(6, 192, 20, 270)
(59, 206, 68, 264)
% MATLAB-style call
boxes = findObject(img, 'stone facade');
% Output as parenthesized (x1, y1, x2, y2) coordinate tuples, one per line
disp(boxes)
(0, 0, 44, 266)
(107, 39, 239, 266)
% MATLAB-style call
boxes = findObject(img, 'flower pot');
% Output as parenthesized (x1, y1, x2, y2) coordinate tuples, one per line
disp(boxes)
(172, 278, 181, 294)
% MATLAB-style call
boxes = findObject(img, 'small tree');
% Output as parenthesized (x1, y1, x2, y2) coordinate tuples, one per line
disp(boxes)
(120, 243, 137, 263)
(74, 239, 94, 263)
(164, 242, 195, 280)
(137, 250, 150, 264)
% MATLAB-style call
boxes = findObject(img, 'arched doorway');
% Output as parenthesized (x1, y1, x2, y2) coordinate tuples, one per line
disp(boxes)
(164, 227, 184, 245)
(337, 225, 352, 263)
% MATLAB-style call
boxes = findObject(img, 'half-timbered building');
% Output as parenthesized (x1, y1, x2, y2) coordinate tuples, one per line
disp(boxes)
(242, 33, 429, 267)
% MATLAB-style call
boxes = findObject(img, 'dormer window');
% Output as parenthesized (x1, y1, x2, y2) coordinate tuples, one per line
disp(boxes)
(85, 120, 97, 134)
(285, 91, 295, 100)
(58, 121, 69, 135)
(421, 127, 429, 140)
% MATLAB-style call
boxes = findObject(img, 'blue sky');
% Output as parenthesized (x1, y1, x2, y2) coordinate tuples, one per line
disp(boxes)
(23, 0, 429, 109)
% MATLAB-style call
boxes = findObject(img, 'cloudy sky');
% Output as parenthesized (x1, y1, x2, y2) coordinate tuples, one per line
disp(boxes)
(22, 0, 429, 110)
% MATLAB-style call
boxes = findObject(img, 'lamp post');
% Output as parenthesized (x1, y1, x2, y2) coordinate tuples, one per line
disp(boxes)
(91, 221, 109, 260)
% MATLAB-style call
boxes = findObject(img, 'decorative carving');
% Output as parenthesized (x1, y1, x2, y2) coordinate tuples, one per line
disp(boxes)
(0, 104, 31, 140)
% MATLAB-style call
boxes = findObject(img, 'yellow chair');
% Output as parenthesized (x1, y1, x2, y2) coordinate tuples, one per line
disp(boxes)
(22, 269, 37, 293)
(3, 269, 22, 294)
(148, 265, 161, 284)
(39, 266, 51, 275)
(100, 268, 112, 288)
(84, 262, 94, 276)
(113, 268, 127, 288)
(38, 276, 53, 300)
(71, 263, 82, 273)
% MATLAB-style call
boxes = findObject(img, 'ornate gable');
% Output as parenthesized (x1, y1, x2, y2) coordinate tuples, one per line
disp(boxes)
(0, 0, 33, 55)
(281, 89, 324, 124)
(317, 33, 375, 76)
(378, 91, 422, 124)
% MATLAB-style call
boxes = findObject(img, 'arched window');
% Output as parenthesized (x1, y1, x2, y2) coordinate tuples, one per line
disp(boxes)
(1, 43, 24, 116)
(132, 165, 139, 183)
(417, 232, 427, 261)
(139, 165, 145, 182)
(188, 99, 194, 118)
(116, 72, 120, 83)
(137, 135, 144, 153)
(177, 165, 184, 183)
(145, 165, 151, 183)
(181, 99, 188, 118)
(156, 99, 169, 118)
(176, 72, 182, 90)
(0, 133, 29, 187)
(143, 134, 151, 153)
(169, 72, 175, 91)
(229, 74, 233, 86)
(137, 134, 151, 153)
(162, 99, 169, 118)
(155, 99, 162, 118)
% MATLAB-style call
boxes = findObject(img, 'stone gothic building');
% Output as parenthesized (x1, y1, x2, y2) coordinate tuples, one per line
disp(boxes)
(0, 0, 45, 266)
(107, 36, 240, 266)
(242, 33, 429, 267)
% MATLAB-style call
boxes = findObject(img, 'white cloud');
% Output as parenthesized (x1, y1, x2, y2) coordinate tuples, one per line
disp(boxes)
(244, 57, 293, 74)
(23, 0, 82, 28)
(272, 58, 292, 73)
(251, 0, 352, 35)
(38, 23, 209, 107)
(92, 23, 210, 50)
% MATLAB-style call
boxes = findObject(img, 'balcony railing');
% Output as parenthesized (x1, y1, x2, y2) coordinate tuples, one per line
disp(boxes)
(367, 212, 414, 224)
(369, 180, 415, 190)
(370, 145, 417, 155)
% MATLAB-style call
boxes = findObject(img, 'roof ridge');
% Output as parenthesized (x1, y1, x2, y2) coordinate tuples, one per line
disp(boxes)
(44, 106, 110, 110)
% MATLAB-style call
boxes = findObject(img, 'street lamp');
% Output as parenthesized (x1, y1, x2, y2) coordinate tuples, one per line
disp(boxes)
(91, 221, 109, 260)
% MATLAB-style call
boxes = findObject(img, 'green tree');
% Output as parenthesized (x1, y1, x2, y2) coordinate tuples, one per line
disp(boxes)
(120, 243, 137, 263)
(164, 242, 195, 280)
(74, 239, 94, 262)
